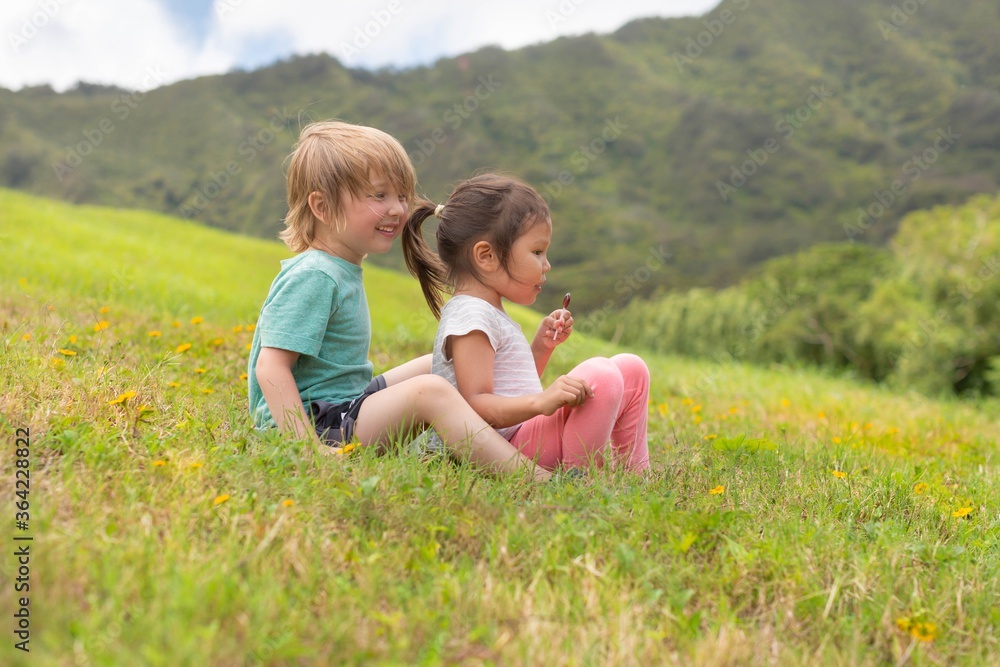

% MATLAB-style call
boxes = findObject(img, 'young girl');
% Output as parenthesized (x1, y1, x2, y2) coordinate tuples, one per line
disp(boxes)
(402, 174, 650, 472)
(248, 122, 551, 482)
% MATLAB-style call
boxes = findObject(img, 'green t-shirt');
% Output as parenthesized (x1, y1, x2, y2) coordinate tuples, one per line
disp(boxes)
(247, 250, 374, 428)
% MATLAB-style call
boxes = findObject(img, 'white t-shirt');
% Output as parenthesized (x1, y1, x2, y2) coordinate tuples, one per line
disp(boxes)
(433, 295, 543, 439)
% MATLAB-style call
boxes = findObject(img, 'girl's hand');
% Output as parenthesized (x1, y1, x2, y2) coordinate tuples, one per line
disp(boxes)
(536, 375, 593, 415)
(536, 309, 574, 348)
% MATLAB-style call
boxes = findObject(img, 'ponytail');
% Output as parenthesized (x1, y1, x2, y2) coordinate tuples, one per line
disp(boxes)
(402, 199, 450, 319)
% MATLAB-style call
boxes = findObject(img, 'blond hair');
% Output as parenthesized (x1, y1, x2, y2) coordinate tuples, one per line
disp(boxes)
(280, 120, 417, 252)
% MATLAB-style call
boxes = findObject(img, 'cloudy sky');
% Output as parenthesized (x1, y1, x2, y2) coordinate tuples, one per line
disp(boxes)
(3, 0, 719, 91)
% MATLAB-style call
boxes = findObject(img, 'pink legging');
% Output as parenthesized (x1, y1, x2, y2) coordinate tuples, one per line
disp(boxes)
(509, 353, 650, 472)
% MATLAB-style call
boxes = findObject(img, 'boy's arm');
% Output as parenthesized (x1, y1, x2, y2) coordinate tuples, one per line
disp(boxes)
(381, 354, 432, 386)
(256, 347, 324, 447)
(451, 332, 590, 429)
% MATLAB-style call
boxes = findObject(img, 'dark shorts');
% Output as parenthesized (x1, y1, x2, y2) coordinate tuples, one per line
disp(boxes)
(309, 375, 387, 446)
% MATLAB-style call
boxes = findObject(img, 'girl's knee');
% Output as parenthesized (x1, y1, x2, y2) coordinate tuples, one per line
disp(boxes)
(577, 357, 624, 401)
(612, 353, 650, 385)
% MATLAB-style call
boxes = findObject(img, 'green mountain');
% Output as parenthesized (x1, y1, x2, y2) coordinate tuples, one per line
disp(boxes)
(2, 0, 999, 311)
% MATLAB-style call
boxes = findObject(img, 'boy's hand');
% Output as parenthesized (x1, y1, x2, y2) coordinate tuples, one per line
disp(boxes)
(536, 375, 593, 415)
(535, 309, 574, 349)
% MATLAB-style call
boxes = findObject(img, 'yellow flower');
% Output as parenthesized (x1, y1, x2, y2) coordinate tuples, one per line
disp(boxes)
(245, 343, 252, 351)
(190, 316, 204, 325)
(245, 323, 256, 332)
(729, 406, 739, 414)
(913, 483, 929, 495)
(167, 381, 181, 388)
(232, 325, 244, 333)
(681, 398, 694, 405)
(171, 320, 182, 328)
(49, 358, 65, 369)
(99, 306, 110, 314)
(703, 433, 718, 440)
(951, 506, 973, 518)
(214, 494, 230, 505)
(831, 470, 847, 479)
(152, 460, 167, 467)
(57, 348, 77, 356)
(201, 388, 214, 394)
(832, 437, 842, 444)
(148, 330, 162, 337)
(690, 404, 702, 413)
(709, 485, 725, 495)
(175, 343, 192, 353)
(282, 499, 295, 507)
(910, 621, 937, 642)
(94, 321, 110, 332)
(864, 422, 874, 430)
(21, 333, 31, 341)
(886, 427, 900, 435)
(896, 617, 911, 633)
(68, 335, 78, 344)
(693, 416, 702, 425)
(194, 367, 207, 374)
(239, 373, 248, 381)
(816, 411, 826, 420)
(780, 398, 790, 408)
(211, 338, 223, 347)
(189, 462, 203, 469)
(850, 422, 859, 431)
(108, 391, 137, 405)
(657, 403, 668, 416)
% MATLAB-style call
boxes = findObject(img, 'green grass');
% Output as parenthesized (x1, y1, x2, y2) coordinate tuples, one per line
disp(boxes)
(1, 189, 998, 666)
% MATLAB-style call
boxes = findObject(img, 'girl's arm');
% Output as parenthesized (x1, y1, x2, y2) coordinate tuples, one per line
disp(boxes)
(529, 310, 574, 376)
(451, 331, 591, 429)
(381, 354, 431, 386)
(256, 347, 324, 447)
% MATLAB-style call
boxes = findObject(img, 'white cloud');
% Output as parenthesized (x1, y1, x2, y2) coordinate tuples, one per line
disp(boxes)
(0, 0, 719, 91)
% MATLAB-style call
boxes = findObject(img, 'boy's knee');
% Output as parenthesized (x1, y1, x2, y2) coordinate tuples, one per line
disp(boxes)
(411, 374, 455, 396)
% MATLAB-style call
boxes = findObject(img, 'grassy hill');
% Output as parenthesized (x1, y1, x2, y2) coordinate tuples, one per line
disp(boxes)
(2, 0, 999, 312)
(1, 190, 998, 665)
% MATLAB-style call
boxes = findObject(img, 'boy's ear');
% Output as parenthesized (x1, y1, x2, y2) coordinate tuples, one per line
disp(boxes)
(308, 191, 328, 224)
(472, 241, 498, 272)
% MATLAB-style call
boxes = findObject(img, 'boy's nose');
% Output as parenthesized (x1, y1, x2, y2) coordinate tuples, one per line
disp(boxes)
(388, 198, 407, 217)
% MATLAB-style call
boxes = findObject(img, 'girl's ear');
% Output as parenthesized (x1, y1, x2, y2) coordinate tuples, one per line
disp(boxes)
(472, 240, 498, 273)
(308, 191, 328, 224)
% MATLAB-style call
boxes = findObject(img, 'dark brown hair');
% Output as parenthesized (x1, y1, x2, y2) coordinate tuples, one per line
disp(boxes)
(402, 173, 550, 318)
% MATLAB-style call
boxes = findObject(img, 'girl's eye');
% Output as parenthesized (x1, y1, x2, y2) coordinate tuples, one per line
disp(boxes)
(370, 193, 386, 200)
